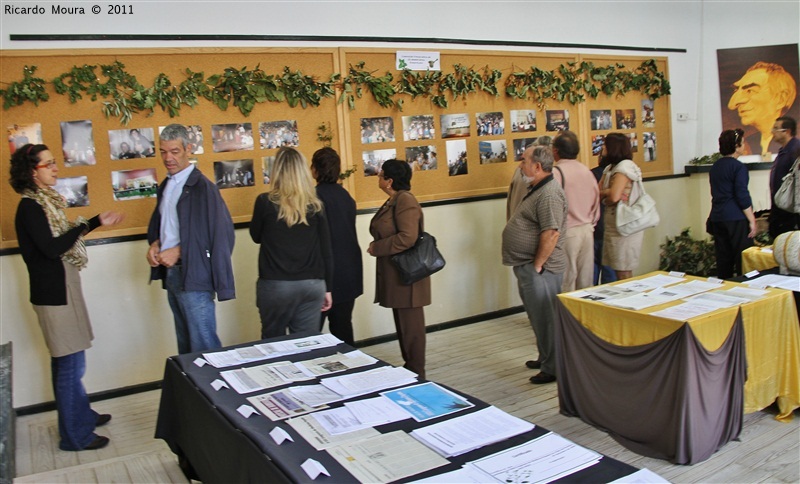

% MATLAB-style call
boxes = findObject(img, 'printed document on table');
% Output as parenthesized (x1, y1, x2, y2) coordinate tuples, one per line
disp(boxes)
(744, 274, 800, 291)
(575, 286, 637, 301)
(466, 432, 601, 484)
(344, 396, 414, 426)
(603, 280, 722, 310)
(287, 414, 380, 450)
(310, 406, 373, 435)
(287, 384, 345, 407)
(255, 334, 342, 358)
(649, 301, 722, 320)
(683, 292, 748, 308)
(614, 274, 685, 291)
(381, 382, 474, 422)
(711, 286, 769, 301)
(247, 388, 328, 421)
(203, 345, 272, 368)
(295, 350, 378, 377)
(320, 366, 417, 397)
(220, 361, 291, 394)
(327, 430, 449, 483)
(410, 406, 535, 457)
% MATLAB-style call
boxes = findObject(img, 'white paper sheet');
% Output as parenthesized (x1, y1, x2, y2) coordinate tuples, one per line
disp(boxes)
(320, 366, 417, 397)
(327, 431, 449, 483)
(288, 414, 380, 450)
(615, 274, 685, 291)
(744, 274, 800, 291)
(295, 350, 378, 377)
(467, 432, 601, 484)
(344, 396, 413, 425)
(247, 389, 328, 421)
(410, 406, 535, 457)
(311, 406, 372, 435)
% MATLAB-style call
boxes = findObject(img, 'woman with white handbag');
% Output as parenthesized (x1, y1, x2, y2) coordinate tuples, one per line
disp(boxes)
(598, 133, 649, 280)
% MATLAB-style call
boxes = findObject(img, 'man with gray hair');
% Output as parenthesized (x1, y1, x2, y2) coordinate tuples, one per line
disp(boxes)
(146, 124, 236, 354)
(502, 145, 567, 384)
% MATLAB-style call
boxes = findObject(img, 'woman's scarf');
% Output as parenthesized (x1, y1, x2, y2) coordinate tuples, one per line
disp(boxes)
(21, 187, 88, 269)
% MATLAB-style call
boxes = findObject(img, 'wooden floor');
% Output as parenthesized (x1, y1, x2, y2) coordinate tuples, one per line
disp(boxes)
(14, 314, 800, 483)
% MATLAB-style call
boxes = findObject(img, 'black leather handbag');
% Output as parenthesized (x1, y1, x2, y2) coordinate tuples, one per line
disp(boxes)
(390, 205, 446, 285)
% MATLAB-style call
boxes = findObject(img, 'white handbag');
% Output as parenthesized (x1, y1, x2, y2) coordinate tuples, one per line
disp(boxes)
(615, 179, 660, 236)
(773, 157, 800, 213)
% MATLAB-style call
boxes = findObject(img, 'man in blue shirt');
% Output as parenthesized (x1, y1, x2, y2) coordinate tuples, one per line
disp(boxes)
(146, 124, 236, 354)
(769, 116, 800, 239)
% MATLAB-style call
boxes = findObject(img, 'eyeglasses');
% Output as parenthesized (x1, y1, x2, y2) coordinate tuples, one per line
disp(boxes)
(36, 160, 57, 169)
(771, 127, 788, 132)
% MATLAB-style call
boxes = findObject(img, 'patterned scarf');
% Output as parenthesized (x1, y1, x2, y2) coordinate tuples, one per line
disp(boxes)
(21, 187, 88, 269)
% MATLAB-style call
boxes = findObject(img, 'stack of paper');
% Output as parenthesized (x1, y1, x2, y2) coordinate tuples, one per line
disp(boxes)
(320, 366, 418, 398)
(203, 334, 342, 368)
(410, 406, 534, 457)
(221, 360, 313, 394)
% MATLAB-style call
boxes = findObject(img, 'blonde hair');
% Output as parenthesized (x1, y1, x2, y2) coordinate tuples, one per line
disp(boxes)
(268, 147, 322, 227)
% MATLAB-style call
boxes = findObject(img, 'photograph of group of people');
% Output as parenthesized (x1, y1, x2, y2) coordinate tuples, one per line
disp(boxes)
(405, 145, 438, 171)
(259, 120, 299, 149)
(108, 127, 157, 160)
(476, 112, 505, 137)
(362, 148, 397, 176)
(361, 117, 395, 144)
(111, 168, 158, 201)
(214, 159, 256, 189)
(593, 133, 638, 156)
(510, 109, 537, 132)
(212, 123, 255, 153)
(513, 137, 540, 161)
(402, 115, 435, 141)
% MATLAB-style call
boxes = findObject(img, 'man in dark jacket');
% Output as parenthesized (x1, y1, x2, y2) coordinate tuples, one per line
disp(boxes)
(769, 116, 800, 238)
(147, 124, 236, 354)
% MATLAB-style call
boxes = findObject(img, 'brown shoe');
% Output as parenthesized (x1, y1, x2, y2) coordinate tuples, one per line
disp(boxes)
(82, 436, 110, 451)
(525, 360, 541, 369)
(529, 372, 556, 384)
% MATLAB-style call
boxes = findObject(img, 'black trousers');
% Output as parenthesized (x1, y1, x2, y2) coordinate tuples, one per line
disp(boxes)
(707, 219, 753, 279)
(320, 299, 356, 346)
(769, 206, 799, 240)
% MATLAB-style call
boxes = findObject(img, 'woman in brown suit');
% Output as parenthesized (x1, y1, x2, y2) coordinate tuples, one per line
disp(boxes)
(367, 159, 431, 379)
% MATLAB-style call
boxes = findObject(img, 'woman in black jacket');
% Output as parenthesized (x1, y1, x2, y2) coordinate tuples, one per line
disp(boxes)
(10, 144, 123, 451)
(311, 147, 363, 346)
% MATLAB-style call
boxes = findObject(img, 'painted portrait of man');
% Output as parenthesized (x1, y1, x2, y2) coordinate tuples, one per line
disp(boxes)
(718, 44, 800, 158)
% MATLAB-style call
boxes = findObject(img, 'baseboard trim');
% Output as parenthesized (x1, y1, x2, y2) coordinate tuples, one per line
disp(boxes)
(353, 305, 525, 348)
(14, 305, 525, 415)
(15, 381, 163, 416)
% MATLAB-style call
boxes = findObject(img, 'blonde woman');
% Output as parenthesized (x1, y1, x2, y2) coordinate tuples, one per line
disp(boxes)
(250, 147, 333, 338)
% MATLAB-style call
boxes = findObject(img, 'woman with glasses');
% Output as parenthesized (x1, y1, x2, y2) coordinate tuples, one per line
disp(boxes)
(10, 144, 124, 451)
(367, 159, 431, 379)
(706, 129, 757, 278)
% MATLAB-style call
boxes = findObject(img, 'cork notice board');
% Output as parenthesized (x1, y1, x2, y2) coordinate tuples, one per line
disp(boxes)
(0, 47, 671, 248)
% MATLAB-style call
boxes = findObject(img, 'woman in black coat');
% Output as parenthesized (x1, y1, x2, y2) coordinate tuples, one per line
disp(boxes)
(311, 147, 363, 345)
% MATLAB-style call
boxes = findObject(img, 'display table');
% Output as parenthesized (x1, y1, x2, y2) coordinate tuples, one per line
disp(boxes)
(741, 246, 778, 273)
(156, 334, 641, 483)
(555, 272, 800, 465)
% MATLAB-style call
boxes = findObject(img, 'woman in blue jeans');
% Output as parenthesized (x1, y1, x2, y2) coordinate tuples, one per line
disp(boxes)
(10, 144, 123, 451)
(250, 147, 333, 338)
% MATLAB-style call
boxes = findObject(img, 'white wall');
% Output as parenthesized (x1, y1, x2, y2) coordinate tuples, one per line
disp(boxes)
(1, 1, 796, 407)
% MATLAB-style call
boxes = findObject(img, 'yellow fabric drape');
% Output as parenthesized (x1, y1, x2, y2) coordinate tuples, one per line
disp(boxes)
(559, 271, 800, 421)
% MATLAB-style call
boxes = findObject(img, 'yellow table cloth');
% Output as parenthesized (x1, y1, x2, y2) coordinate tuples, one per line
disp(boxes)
(741, 246, 778, 273)
(558, 271, 800, 420)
